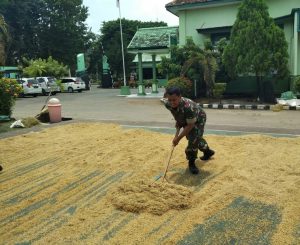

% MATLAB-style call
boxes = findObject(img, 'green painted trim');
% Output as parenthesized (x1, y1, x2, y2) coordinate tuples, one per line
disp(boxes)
(152, 54, 157, 84)
(291, 8, 300, 15)
(197, 25, 232, 34)
(138, 53, 143, 84)
(298, 11, 300, 32)
(120, 86, 131, 96)
(151, 81, 159, 93)
(137, 83, 146, 95)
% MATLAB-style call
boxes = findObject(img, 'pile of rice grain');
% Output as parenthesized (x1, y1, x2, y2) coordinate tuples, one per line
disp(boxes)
(109, 180, 193, 215)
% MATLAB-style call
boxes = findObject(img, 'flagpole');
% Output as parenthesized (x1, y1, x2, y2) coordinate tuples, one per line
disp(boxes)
(117, 0, 127, 87)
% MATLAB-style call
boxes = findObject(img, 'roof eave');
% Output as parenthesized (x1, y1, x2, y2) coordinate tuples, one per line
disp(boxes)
(127, 47, 170, 54)
(166, 0, 241, 16)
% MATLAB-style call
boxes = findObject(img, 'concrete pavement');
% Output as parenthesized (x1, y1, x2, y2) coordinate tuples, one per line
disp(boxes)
(9, 86, 300, 137)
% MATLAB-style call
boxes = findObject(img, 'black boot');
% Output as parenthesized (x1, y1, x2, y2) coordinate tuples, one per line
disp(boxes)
(200, 148, 215, 160)
(188, 159, 199, 174)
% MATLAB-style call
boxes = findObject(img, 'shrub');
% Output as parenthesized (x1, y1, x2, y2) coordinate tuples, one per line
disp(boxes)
(0, 78, 22, 117)
(294, 76, 300, 94)
(55, 79, 64, 92)
(213, 83, 227, 102)
(144, 79, 153, 88)
(166, 76, 193, 98)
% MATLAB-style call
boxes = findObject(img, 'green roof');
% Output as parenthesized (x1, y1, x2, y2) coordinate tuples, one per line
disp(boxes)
(127, 26, 178, 51)
(0, 66, 19, 71)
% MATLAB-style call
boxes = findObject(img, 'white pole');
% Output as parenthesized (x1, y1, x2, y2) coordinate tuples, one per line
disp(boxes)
(117, 0, 127, 86)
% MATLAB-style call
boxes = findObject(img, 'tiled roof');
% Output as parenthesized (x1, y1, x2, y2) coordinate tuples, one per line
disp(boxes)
(127, 26, 178, 51)
(166, 0, 212, 7)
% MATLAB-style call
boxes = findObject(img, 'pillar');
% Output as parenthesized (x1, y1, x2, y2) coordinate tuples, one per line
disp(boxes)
(151, 54, 158, 93)
(137, 53, 146, 95)
(293, 11, 299, 76)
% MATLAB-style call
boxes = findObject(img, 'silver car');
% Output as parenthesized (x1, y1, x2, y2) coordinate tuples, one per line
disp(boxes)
(36, 77, 61, 95)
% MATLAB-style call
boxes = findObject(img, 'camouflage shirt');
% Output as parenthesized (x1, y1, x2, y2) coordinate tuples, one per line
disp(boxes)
(163, 97, 206, 128)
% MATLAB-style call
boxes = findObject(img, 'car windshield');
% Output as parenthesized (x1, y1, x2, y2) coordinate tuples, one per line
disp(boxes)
(48, 77, 55, 83)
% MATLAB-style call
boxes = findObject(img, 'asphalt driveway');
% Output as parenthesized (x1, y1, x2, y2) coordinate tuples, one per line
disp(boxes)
(11, 86, 300, 136)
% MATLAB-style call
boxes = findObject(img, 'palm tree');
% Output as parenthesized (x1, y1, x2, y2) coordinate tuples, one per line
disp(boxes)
(181, 39, 217, 97)
(0, 15, 10, 66)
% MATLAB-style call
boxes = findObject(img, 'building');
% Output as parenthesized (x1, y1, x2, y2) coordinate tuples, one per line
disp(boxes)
(0, 66, 20, 79)
(166, 0, 300, 98)
(127, 26, 178, 94)
(166, 0, 299, 76)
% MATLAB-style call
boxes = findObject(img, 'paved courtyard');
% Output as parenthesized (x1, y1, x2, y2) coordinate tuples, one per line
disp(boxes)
(10, 86, 300, 136)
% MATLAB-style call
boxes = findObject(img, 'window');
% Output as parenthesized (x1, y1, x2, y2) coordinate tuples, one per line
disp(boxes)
(211, 33, 230, 47)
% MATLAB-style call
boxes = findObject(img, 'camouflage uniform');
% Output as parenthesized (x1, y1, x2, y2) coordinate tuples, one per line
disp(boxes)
(164, 97, 208, 161)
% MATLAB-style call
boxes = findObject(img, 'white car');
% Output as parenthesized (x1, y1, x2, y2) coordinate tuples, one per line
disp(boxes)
(17, 78, 42, 97)
(60, 77, 85, 93)
(36, 77, 61, 95)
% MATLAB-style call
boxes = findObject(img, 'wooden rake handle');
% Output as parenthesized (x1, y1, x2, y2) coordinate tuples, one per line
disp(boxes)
(161, 128, 180, 182)
(162, 145, 175, 182)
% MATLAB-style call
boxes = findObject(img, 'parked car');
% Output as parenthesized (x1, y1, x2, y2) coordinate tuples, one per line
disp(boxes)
(17, 78, 42, 97)
(36, 77, 61, 95)
(60, 77, 85, 93)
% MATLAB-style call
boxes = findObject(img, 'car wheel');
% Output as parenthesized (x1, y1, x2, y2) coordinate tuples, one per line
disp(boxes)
(42, 89, 47, 96)
(78, 90, 82, 93)
(68, 87, 74, 93)
(52, 92, 56, 95)
(33, 94, 37, 97)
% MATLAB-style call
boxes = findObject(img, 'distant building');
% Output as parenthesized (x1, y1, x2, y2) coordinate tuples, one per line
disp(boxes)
(0, 66, 20, 79)
(127, 26, 179, 92)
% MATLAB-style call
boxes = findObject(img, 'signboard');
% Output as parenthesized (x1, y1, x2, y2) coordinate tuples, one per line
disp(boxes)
(77, 53, 86, 72)
(102, 55, 110, 75)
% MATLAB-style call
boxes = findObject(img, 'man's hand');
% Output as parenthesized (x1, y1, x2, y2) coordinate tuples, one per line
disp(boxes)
(172, 127, 181, 146)
(172, 123, 195, 146)
(172, 136, 180, 146)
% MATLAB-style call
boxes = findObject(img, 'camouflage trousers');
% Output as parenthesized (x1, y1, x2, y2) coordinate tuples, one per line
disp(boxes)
(185, 117, 208, 161)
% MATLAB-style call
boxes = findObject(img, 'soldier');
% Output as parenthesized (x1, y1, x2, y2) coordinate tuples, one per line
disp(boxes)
(163, 86, 214, 174)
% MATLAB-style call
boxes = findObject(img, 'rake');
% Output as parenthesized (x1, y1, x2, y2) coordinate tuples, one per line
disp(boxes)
(153, 127, 180, 183)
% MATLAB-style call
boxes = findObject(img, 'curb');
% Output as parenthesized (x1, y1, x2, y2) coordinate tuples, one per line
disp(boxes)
(199, 104, 300, 110)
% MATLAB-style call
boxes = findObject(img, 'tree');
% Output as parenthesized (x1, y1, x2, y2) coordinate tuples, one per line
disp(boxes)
(22, 57, 68, 78)
(0, 14, 10, 65)
(0, 0, 89, 71)
(159, 38, 217, 97)
(223, 0, 289, 100)
(0, 0, 44, 64)
(85, 35, 102, 81)
(181, 40, 217, 97)
(100, 19, 167, 80)
(37, 0, 89, 71)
